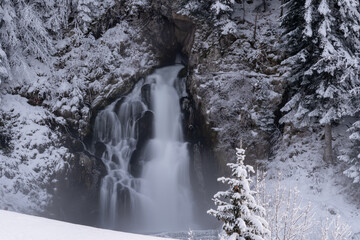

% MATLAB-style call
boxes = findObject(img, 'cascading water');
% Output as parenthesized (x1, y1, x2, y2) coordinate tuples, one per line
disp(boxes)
(92, 63, 193, 232)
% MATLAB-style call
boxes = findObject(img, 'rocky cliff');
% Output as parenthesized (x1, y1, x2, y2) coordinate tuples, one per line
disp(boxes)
(3, 0, 358, 231)
(0, 0, 286, 220)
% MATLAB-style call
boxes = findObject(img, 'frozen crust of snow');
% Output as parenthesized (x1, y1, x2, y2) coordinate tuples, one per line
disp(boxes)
(0, 210, 174, 240)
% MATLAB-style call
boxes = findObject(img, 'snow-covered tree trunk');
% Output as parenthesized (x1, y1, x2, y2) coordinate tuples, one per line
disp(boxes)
(323, 123, 333, 164)
(263, 0, 267, 12)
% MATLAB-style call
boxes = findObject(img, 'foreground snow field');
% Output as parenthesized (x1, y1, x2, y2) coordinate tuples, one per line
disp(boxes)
(0, 210, 174, 240)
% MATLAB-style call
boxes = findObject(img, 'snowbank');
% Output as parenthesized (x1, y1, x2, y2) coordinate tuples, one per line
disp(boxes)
(0, 210, 174, 240)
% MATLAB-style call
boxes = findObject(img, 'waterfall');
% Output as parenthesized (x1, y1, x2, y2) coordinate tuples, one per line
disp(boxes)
(92, 64, 193, 232)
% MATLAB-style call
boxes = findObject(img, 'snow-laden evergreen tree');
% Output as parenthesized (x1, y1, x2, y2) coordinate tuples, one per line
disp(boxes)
(211, 0, 234, 16)
(41, 0, 71, 35)
(74, 0, 116, 33)
(338, 120, 360, 184)
(0, 43, 9, 90)
(75, 0, 93, 32)
(280, 0, 360, 163)
(0, 0, 71, 65)
(207, 145, 270, 240)
(188, 229, 195, 240)
(0, 0, 75, 93)
(210, 0, 237, 35)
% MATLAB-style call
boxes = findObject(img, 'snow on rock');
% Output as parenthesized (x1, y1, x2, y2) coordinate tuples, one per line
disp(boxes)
(0, 210, 174, 240)
(188, 0, 285, 164)
(0, 94, 70, 213)
(22, 20, 158, 138)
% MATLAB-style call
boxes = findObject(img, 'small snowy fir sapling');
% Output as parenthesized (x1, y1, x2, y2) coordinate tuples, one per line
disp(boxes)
(187, 229, 195, 240)
(207, 145, 270, 240)
(210, 0, 237, 35)
(76, 0, 93, 31)
(211, 0, 234, 16)
(338, 120, 360, 184)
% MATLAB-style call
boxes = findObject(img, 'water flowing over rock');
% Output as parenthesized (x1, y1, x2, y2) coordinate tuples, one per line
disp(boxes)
(92, 64, 194, 232)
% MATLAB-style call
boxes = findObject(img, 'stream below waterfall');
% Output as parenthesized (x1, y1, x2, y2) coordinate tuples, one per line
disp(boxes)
(92, 63, 194, 232)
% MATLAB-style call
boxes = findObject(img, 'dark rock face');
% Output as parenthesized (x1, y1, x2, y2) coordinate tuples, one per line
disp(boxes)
(180, 93, 219, 228)
(94, 141, 106, 159)
(172, 13, 196, 56)
(129, 110, 154, 178)
(50, 151, 106, 226)
(144, 14, 179, 62)
(141, 84, 152, 108)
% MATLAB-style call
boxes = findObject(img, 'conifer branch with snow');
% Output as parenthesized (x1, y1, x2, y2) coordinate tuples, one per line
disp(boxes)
(280, 0, 360, 165)
(280, 0, 360, 128)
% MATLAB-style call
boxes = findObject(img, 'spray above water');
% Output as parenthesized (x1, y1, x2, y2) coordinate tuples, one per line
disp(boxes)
(92, 63, 193, 232)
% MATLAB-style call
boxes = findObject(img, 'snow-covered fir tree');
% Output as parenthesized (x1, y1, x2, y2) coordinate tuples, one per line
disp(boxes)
(0, 0, 72, 86)
(208, 144, 270, 240)
(187, 229, 195, 240)
(210, 0, 237, 35)
(280, 0, 360, 163)
(74, 0, 116, 33)
(75, 0, 93, 32)
(211, 0, 234, 16)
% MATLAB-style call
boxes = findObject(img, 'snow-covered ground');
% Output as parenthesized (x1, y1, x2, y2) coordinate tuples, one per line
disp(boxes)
(0, 210, 174, 240)
(264, 127, 360, 239)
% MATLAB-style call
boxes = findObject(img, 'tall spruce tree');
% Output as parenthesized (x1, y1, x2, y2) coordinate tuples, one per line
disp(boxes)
(0, 0, 71, 63)
(337, 1, 360, 186)
(208, 144, 270, 240)
(280, 0, 360, 163)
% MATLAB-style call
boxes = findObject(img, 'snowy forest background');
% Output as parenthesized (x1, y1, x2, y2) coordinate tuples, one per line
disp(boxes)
(0, 0, 360, 239)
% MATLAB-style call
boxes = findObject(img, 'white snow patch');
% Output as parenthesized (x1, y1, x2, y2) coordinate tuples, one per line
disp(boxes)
(0, 210, 174, 240)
